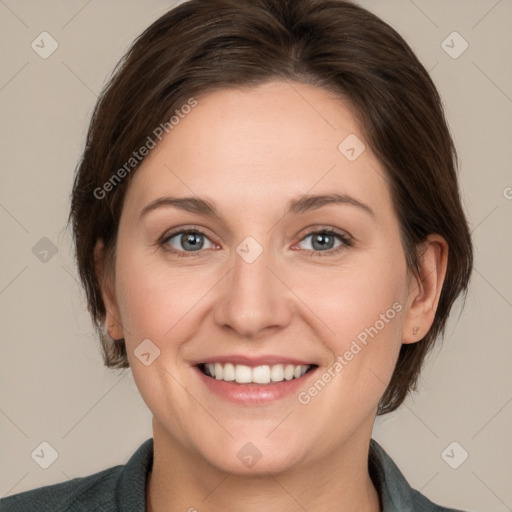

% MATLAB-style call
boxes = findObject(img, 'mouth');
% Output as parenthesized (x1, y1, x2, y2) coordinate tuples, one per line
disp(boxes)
(198, 362, 317, 385)
(192, 355, 320, 404)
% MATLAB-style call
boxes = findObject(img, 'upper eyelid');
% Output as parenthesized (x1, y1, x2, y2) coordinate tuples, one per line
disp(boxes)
(161, 226, 217, 244)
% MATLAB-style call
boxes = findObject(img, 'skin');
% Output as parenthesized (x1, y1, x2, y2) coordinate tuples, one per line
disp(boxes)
(96, 80, 448, 512)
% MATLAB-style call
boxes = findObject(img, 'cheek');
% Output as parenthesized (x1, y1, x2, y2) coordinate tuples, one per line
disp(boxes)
(294, 248, 406, 345)
(116, 265, 196, 340)
(293, 249, 407, 403)
(114, 247, 227, 357)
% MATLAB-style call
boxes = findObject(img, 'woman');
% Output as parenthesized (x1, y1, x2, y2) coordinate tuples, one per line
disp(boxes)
(1, 0, 473, 510)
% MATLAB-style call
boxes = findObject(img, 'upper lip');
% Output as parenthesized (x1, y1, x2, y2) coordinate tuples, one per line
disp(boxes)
(192, 355, 316, 367)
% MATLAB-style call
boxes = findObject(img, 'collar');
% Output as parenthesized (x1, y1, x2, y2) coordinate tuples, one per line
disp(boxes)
(116, 437, 455, 511)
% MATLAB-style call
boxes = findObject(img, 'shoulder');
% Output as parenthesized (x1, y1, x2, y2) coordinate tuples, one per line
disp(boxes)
(0, 438, 153, 512)
(369, 439, 467, 512)
(0, 466, 123, 512)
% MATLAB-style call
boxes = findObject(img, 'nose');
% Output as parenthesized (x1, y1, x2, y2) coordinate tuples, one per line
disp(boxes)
(213, 244, 293, 339)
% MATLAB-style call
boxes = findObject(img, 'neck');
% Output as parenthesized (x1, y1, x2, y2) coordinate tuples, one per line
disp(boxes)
(146, 420, 381, 512)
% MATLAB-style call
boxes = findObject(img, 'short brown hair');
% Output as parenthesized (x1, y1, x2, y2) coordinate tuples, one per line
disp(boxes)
(69, 0, 473, 414)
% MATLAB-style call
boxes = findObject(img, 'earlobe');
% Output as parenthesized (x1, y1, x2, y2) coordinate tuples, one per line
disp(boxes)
(94, 240, 124, 340)
(402, 234, 449, 344)
(105, 317, 123, 341)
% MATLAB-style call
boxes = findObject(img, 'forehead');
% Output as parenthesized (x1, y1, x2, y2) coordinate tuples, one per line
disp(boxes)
(123, 81, 392, 220)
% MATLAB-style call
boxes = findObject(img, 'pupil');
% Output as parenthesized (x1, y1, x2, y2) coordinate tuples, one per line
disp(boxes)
(312, 233, 333, 251)
(183, 233, 203, 251)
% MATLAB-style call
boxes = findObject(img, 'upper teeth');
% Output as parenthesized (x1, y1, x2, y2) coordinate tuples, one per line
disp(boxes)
(204, 363, 310, 384)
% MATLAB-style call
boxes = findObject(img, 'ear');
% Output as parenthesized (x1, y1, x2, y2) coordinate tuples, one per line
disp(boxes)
(402, 234, 448, 344)
(94, 240, 124, 340)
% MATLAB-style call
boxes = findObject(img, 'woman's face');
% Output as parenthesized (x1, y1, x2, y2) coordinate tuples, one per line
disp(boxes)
(105, 80, 420, 474)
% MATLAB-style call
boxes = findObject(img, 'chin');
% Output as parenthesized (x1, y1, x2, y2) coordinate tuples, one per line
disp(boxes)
(204, 444, 302, 476)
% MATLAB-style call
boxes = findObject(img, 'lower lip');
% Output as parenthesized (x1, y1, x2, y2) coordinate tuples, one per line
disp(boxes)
(195, 366, 318, 404)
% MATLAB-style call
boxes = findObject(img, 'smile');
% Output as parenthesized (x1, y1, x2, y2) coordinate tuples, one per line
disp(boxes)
(199, 362, 315, 384)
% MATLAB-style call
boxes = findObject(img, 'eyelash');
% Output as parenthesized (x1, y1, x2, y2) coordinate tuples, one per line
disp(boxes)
(159, 226, 353, 258)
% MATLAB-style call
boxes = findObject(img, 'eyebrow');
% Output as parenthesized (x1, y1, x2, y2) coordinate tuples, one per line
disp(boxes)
(139, 192, 375, 221)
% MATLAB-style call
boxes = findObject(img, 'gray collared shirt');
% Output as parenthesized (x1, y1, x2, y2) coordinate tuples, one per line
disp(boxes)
(0, 438, 467, 511)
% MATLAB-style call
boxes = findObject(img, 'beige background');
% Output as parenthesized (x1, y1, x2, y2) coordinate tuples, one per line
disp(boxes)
(1, 1, 511, 510)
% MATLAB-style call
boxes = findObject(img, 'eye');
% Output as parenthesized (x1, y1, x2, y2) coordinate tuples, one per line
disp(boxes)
(160, 226, 352, 257)
(162, 228, 215, 256)
(296, 228, 352, 256)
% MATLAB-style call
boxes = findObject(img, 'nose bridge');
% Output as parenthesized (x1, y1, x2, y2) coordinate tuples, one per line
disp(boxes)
(213, 236, 292, 337)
